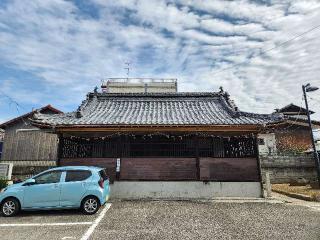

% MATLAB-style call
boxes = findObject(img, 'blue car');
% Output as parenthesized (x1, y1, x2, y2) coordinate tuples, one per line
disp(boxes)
(0, 166, 110, 217)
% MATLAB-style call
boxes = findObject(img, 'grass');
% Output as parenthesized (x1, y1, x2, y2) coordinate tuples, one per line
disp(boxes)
(272, 184, 320, 201)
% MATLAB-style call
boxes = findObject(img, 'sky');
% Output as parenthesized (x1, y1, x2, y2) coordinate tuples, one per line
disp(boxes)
(0, 0, 320, 124)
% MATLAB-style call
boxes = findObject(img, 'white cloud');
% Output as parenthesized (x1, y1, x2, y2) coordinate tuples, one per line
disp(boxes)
(0, 0, 319, 120)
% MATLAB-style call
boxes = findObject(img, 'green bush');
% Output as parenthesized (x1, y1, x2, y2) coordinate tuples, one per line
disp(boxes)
(0, 178, 8, 190)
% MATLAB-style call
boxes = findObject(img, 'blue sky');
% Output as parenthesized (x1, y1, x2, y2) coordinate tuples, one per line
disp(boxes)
(0, 0, 320, 123)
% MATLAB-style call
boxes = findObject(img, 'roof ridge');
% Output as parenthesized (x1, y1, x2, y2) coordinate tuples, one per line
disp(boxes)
(88, 92, 221, 98)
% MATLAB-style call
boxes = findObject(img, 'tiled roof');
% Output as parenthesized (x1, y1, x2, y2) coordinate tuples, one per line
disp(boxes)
(287, 115, 320, 125)
(0, 105, 62, 129)
(32, 92, 282, 127)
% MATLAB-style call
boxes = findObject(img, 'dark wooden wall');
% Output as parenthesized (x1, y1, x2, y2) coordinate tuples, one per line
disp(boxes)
(1, 120, 58, 161)
(120, 158, 197, 180)
(199, 158, 259, 181)
(60, 157, 260, 182)
(58, 133, 260, 182)
(60, 158, 116, 182)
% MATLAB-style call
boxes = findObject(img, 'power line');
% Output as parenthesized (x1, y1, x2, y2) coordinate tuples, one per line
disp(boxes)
(210, 23, 320, 76)
(221, 6, 320, 55)
(179, 6, 320, 84)
(308, 96, 320, 105)
(0, 91, 29, 126)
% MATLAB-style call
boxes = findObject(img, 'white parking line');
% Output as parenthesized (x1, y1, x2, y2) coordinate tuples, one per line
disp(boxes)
(0, 222, 93, 227)
(80, 203, 112, 240)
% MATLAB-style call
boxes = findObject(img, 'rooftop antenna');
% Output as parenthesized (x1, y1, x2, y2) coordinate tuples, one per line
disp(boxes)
(124, 61, 130, 81)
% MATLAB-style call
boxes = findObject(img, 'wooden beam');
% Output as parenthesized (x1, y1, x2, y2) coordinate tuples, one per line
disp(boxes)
(56, 125, 261, 133)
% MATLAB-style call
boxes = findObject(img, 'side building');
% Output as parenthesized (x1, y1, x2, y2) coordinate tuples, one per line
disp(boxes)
(258, 103, 320, 154)
(0, 105, 62, 178)
(258, 103, 320, 183)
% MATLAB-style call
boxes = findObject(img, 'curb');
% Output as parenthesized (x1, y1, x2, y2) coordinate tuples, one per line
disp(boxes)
(272, 189, 313, 201)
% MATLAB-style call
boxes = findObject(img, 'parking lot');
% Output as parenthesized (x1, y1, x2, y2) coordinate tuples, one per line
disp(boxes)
(0, 200, 319, 240)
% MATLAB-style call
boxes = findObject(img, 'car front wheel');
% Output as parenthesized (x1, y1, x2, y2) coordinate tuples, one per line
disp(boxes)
(81, 196, 100, 215)
(1, 198, 20, 217)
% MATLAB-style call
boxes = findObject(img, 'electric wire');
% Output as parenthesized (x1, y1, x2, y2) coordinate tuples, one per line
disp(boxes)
(210, 23, 320, 76)
(0, 91, 29, 126)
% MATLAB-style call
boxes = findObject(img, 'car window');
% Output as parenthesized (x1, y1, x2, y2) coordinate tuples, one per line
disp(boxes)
(34, 171, 62, 184)
(65, 170, 92, 182)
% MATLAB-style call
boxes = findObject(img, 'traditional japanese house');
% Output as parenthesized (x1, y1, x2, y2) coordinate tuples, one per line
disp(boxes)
(0, 105, 62, 178)
(258, 104, 320, 154)
(32, 89, 280, 198)
(274, 104, 320, 152)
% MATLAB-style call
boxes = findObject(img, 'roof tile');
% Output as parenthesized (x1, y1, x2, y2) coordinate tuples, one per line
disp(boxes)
(33, 92, 281, 126)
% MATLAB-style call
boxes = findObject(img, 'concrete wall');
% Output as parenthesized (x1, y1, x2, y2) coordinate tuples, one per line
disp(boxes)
(260, 154, 317, 183)
(110, 181, 262, 199)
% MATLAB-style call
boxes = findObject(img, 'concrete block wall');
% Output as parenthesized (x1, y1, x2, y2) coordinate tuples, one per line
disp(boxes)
(1, 160, 56, 180)
(260, 154, 317, 183)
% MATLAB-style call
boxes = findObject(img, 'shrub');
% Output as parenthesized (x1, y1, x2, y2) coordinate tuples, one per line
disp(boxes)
(0, 178, 8, 190)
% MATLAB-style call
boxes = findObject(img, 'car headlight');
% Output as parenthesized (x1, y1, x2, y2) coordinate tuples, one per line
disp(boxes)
(0, 188, 7, 193)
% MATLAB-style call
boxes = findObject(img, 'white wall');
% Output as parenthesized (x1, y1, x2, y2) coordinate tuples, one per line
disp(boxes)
(105, 82, 177, 93)
(258, 133, 277, 155)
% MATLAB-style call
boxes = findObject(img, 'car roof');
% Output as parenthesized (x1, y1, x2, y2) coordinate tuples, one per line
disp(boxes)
(47, 166, 104, 172)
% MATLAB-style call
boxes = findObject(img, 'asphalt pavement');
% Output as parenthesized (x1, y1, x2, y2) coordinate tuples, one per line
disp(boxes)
(0, 198, 319, 240)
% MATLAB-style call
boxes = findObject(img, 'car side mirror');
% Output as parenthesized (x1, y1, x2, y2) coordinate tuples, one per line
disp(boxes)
(23, 178, 36, 186)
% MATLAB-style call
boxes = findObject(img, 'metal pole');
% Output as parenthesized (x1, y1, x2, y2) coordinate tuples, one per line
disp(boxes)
(302, 85, 320, 187)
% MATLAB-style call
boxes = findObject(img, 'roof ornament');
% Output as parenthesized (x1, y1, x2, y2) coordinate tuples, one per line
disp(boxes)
(93, 86, 98, 94)
(232, 106, 240, 118)
(223, 91, 230, 100)
(219, 86, 224, 94)
(76, 106, 82, 118)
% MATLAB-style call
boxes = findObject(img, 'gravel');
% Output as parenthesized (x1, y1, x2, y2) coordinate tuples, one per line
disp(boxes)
(93, 200, 320, 240)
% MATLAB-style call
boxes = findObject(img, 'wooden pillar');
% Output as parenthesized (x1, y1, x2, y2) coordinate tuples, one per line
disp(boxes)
(57, 134, 63, 166)
(195, 135, 200, 180)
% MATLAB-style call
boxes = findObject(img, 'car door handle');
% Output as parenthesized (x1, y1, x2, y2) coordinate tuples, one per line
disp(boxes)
(53, 184, 59, 189)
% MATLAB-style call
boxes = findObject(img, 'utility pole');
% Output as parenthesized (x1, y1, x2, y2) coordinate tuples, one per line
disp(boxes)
(302, 83, 320, 187)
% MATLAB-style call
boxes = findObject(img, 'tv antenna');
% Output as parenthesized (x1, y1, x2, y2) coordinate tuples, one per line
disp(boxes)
(124, 62, 130, 80)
